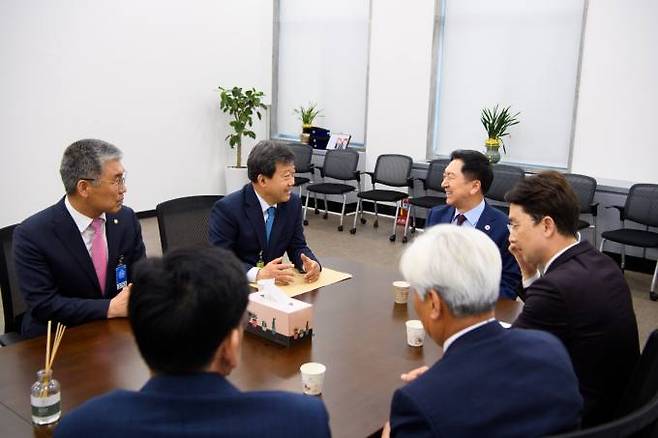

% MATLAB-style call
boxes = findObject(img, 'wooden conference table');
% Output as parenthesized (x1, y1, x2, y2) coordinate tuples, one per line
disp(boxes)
(0, 257, 522, 438)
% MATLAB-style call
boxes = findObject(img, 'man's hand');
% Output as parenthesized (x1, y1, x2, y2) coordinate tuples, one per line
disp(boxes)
(256, 257, 295, 285)
(301, 253, 320, 283)
(381, 421, 391, 438)
(107, 284, 131, 318)
(400, 365, 429, 383)
(508, 243, 539, 280)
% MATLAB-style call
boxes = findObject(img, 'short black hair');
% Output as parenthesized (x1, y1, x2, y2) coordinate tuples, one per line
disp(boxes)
(450, 150, 494, 194)
(505, 171, 580, 237)
(247, 140, 295, 182)
(129, 246, 249, 374)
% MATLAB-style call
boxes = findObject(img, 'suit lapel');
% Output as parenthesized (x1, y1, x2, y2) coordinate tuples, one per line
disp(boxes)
(52, 199, 102, 293)
(475, 203, 496, 236)
(442, 206, 456, 224)
(244, 185, 267, 253)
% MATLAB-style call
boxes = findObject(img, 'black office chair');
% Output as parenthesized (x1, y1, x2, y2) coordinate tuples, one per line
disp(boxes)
(547, 330, 658, 438)
(351, 154, 413, 242)
(0, 224, 26, 346)
(402, 159, 449, 243)
(287, 143, 315, 197)
(485, 164, 525, 216)
(599, 184, 658, 301)
(564, 173, 599, 246)
(303, 149, 360, 232)
(156, 195, 223, 253)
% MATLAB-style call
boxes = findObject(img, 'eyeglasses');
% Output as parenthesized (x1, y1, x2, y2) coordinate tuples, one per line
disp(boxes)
(81, 173, 127, 188)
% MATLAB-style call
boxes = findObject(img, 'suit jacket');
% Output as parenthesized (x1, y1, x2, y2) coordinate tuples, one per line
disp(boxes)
(389, 322, 583, 438)
(513, 241, 640, 427)
(13, 197, 146, 338)
(54, 372, 331, 438)
(426, 202, 521, 299)
(209, 184, 319, 273)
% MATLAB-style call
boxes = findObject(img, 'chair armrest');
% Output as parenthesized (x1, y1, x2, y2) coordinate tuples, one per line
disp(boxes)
(588, 202, 599, 217)
(414, 176, 429, 191)
(605, 205, 625, 221)
(315, 165, 324, 177)
(407, 177, 415, 189)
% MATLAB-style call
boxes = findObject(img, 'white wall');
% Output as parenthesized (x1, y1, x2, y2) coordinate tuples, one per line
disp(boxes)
(0, 0, 272, 227)
(571, 0, 658, 185)
(364, 0, 435, 171)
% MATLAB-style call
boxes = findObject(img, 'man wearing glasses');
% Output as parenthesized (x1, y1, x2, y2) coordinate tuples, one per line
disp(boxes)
(13, 139, 145, 338)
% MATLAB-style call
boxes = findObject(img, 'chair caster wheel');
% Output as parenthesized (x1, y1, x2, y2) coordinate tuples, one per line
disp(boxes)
(314, 209, 320, 215)
(651, 291, 658, 301)
(338, 225, 343, 232)
(389, 235, 396, 242)
(303, 220, 308, 226)
(374, 220, 379, 228)
(323, 213, 328, 220)
(410, 228, 416, 234)
(402, 236, 408, 243)
(360, 218, 367, 225)
(350, 228, 357, 235)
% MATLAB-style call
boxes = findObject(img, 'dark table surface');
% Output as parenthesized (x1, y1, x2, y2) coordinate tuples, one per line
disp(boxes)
(0, 257, 522, 438)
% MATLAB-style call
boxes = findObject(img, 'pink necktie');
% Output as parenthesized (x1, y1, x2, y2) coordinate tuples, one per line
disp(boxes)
(91, 218, 107, 295)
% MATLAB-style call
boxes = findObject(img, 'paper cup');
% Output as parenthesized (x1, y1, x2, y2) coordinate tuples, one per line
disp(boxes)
(406, 320, 425, 347)
(393, 281, 410, 304)
(300, 362, 326, 395)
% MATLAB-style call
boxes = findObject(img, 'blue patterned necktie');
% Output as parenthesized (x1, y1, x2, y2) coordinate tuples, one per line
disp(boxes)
(265, 206, 276, 243)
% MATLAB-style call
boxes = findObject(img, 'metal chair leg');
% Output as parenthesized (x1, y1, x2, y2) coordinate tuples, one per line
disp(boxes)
(323, 195, 328, 219)
(390, 203, 400, 242)
(621, 246, 626, 270)
(650, 261, 658, 301)
(403, 205, 412, 242)
(350, 199, 361, 234)
(599, 238, 606, 253)
(373, 202, 379, 228)
(338, 195, 346, 231)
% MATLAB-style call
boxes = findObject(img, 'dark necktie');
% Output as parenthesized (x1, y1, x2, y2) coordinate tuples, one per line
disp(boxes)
(265, 206, 276, 242)
(455, 214, 467, 226)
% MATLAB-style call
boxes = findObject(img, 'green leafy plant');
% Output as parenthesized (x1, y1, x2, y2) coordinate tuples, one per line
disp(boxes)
(480, 105, 520, 153)
(218, 86, 267, 167)
(293, 103, 322, 126)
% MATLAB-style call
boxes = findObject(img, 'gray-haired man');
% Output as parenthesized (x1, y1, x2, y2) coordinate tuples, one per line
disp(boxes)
(14, 139, 145, 338)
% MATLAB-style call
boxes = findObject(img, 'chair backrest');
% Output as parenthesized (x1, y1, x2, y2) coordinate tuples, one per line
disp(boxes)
(425, 159, 449, 192)
(156, 195, 223, 253)
(0, 224, 26, 334)
(322, 149, 360, 181)
(564, 173, 597, 214)
(486, 164, 525, 202)
(373, 154, 413, 187)
(287, 143, 314, 174)
(624, 184, 658, 227)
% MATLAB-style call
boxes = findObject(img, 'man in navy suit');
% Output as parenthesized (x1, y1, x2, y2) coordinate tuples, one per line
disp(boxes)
(55, 247, 331, 438)
(210, 140, 320, 285)
(384, 225, 583, 438)
(507, 171, 639, 427)
(426, 150, 520, 299)
(13, 139, 145, 338)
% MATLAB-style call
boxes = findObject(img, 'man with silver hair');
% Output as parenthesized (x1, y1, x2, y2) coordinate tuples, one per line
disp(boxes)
(14, 139, 145, 338)
(383, 225, 582, 438)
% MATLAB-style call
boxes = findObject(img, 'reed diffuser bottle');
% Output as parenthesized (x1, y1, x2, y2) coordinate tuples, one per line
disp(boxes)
(30, 368, 61, 425)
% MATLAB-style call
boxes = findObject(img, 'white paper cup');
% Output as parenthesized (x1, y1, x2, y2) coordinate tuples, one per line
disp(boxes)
(300, 362, 326, 395)
(406, 320, 425, 347)
(393, 281, 410, 304)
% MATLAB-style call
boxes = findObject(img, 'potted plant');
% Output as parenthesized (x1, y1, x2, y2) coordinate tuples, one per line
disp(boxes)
(293, 103, 322, 144)
(218, 86, 267, 192)
(480, 104, 520, 164)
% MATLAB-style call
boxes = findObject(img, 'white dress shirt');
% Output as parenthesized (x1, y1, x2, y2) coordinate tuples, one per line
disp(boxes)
(64, 196, 107, 259)
(452, 199, 486, 228)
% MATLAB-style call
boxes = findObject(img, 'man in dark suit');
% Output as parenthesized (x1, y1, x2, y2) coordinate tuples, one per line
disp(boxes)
(426, 150, 520, 299)
(210, 140, 320, 285)
(55, 247, 331, 438)
(13, 139, 145, 338)
(507, 171, 640, 427)
(383, 225, 582, 438)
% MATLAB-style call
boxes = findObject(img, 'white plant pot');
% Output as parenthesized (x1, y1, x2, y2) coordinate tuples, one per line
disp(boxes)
(225, 166, 250, 195)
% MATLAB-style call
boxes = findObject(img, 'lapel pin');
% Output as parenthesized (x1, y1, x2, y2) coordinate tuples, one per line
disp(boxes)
(484, 224, 491, 231)
(113, 219, 119, 224)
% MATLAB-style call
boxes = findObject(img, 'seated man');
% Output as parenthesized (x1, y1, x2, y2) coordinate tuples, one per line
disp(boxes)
(385, 225, 582, 438)
(55, 247, 331, 438)
(426, 150, 520, 299)
(14, 139, 145, 338)
(507, 171, 640, 427)
(210, 140, 320, 285)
